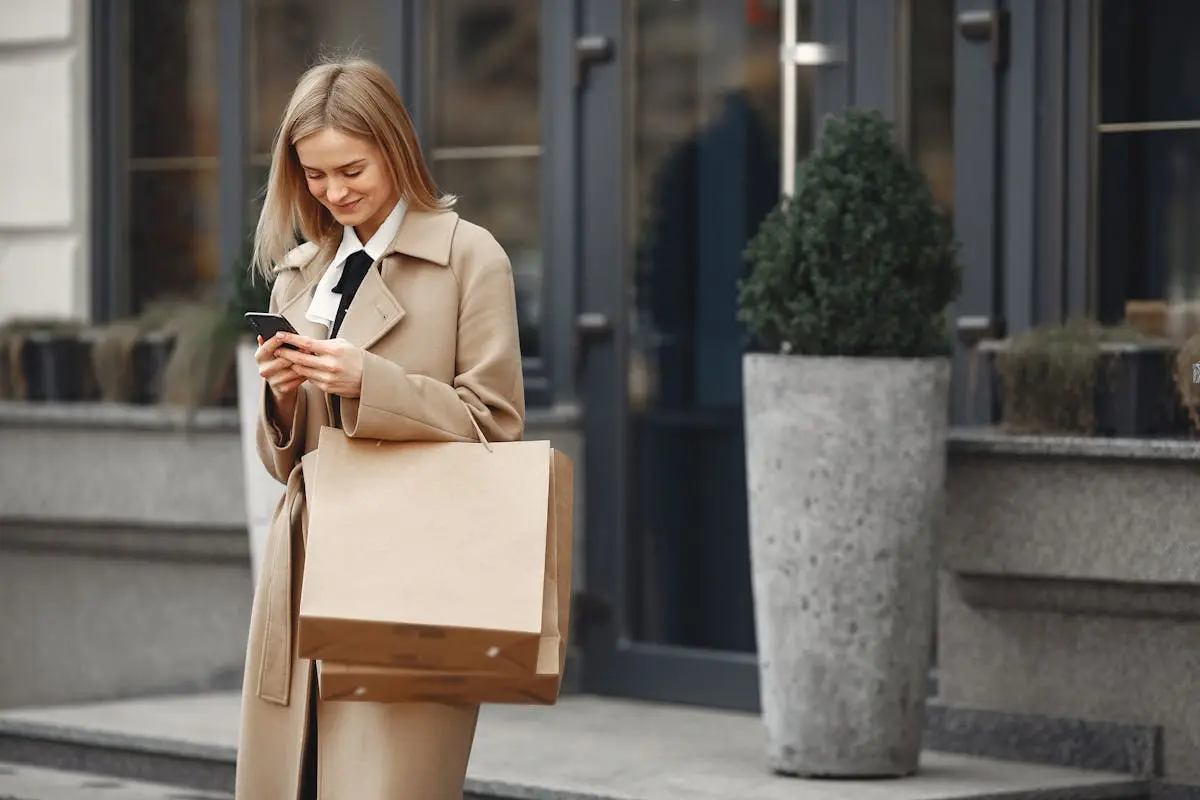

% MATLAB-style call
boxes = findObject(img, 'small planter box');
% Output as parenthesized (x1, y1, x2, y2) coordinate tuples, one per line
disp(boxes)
(979, 340, 1191, 438)
(131, 332, 175, 405)
(22, 331, 96, 402)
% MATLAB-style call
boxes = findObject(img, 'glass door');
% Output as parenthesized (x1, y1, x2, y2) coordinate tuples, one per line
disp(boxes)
(578, 0, 821, 711)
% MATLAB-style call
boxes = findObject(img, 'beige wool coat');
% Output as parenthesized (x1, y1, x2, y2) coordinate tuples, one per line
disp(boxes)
(234, 208, 526, 800)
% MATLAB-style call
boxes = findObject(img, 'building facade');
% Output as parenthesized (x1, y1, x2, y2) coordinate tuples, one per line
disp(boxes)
(5, 0, 1198, 753)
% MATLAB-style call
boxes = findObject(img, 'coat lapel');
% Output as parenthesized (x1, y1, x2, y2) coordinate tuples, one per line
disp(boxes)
(336, 208, 459, 351)
(335, 259, 407, 351)
(275, 241, 336, 343)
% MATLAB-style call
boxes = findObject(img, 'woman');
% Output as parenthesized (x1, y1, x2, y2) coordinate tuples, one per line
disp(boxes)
(236, 56, 525, 800)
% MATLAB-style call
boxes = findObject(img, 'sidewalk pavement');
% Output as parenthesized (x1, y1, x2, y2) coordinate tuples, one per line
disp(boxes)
(0, 693, 1149, 799)
(0, 761, 230, 800)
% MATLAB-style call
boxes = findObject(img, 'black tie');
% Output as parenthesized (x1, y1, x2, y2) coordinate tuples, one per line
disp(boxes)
(331, 250, 374, 338)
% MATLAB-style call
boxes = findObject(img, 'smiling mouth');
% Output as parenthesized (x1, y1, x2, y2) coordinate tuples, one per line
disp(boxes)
(332, 200, 361, 212)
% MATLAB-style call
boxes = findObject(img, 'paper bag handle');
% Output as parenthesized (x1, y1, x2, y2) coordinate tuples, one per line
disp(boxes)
(465, 406, 493, 453)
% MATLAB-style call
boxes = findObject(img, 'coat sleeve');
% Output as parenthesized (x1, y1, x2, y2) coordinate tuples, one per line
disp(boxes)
(339, 242, 526, 445)
(255, 273, 309, 483)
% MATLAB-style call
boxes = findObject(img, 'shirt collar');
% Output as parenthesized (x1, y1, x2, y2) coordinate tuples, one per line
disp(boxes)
(329, 199, 408, 270)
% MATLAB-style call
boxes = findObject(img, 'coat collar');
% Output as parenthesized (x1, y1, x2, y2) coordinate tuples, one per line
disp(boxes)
(297, 207, 459, 286)
(277, 208, 460, 351)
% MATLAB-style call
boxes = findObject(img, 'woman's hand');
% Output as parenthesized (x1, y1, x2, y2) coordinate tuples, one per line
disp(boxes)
(275, 332, 365, 399)
(256, 335, 304, 397)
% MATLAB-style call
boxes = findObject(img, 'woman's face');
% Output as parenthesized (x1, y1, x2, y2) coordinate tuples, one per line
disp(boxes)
(295, 127, 399, 241)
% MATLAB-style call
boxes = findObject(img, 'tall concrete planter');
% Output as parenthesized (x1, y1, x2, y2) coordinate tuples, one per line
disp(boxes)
(236, 338, 284, 589)
(743, 353, 950, 777)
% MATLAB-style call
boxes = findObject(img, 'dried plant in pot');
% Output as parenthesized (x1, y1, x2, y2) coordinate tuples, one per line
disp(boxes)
(0, 317, 93, 402)
(89, 300, 188, 405)
(1173, 332, 1200, 435)
(152, 240, 274, 415)
(737, 108, 961, 778)
(988, 319, 1184, 437)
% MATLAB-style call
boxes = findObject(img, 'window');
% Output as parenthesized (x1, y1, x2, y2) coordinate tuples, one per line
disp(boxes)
(249, 0, 385, 213)
(125, 0, 220, 312)
(425, 0, 542, 362)
(1097, 0, 1200, 325)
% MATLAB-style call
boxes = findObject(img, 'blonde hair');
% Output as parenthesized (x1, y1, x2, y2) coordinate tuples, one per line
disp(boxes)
(252, 56, 454, 279)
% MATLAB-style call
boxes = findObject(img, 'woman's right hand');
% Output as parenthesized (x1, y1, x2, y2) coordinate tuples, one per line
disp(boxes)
(256, 335, 303, 417)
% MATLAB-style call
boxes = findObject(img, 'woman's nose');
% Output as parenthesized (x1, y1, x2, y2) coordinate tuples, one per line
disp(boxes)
(327, 181, 348, 202)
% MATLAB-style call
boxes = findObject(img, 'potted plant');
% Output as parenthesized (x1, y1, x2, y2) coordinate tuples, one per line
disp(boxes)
(738, 108, 961, 778)
(0, 317, 95, 403)
(980, 319, 1187, 437)
(89, 300, 193, 405)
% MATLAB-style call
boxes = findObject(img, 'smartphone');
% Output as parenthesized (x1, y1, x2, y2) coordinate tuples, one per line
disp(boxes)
(245, 312, 300, 350)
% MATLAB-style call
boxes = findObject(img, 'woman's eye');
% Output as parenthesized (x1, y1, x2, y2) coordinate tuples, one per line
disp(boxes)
(305, 174, 322, 181)
(344, 170, 363, 178)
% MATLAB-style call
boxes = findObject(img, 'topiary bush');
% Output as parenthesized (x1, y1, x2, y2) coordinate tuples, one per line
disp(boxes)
(739, 108, 962, 358)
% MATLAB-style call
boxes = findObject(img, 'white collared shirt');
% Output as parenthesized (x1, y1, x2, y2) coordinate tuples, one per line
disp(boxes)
(305, 200, 408, 334)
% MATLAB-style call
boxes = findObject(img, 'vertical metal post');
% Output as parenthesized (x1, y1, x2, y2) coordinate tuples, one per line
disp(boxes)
(218, 0, 248, 293)
(781, 0, 798, 195)
(780, 1, 842, 196)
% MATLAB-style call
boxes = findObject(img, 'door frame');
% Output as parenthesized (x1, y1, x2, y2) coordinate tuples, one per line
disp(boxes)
(575, 0, 905, 713)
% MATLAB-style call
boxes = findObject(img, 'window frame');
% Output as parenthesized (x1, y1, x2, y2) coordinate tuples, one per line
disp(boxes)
(91, 0, 561, 407)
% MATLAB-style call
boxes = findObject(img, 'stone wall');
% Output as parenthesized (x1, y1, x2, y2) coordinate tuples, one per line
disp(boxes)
(0, 0, 91, 324)
(0, 401, 583, 708)
(937, 430, 1200, 784)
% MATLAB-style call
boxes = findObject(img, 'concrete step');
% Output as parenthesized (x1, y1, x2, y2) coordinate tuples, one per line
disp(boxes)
(0, 760, 230, 800)
(0, 693, 1152, 800)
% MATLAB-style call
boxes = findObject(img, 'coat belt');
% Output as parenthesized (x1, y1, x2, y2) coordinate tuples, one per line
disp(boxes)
(256, 463, 308, 706)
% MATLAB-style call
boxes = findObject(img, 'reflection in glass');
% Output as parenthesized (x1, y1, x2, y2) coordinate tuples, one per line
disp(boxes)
(1098, 131, 1200, 320)
(129, 0, 219, 159)
(907, 0, 955, 212)
(1100, 0, 1200, 125)
(128, 170, 221, 311)
(249, 0, 384, 157)
(428, 0, 540, 149)
(627, 2, 802, 652)
(1098, 1, 1200, 323)
(427, 0, 542, 358)
(127, 0, 220, 310)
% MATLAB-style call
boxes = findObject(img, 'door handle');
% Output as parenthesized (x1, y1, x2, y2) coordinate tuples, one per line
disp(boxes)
(958, 10, 1009, 69)
(575, 312, 613, 342)
(574, 312, 613, 379)
(574, 35, 614, 89)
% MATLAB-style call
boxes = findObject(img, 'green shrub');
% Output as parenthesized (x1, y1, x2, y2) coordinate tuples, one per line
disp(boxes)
(739, 108, 962, 358)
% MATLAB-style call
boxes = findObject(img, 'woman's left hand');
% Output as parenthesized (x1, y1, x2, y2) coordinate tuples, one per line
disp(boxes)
(274, 332, 365, 399)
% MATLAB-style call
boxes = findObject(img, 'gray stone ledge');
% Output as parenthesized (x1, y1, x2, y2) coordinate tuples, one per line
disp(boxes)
(0, 401, 240, 433)
(949, 427, 1200, 462)
(953, 574, 1200, 621)
(0, 400, 582, 434)
(0, 521, 248, 564)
